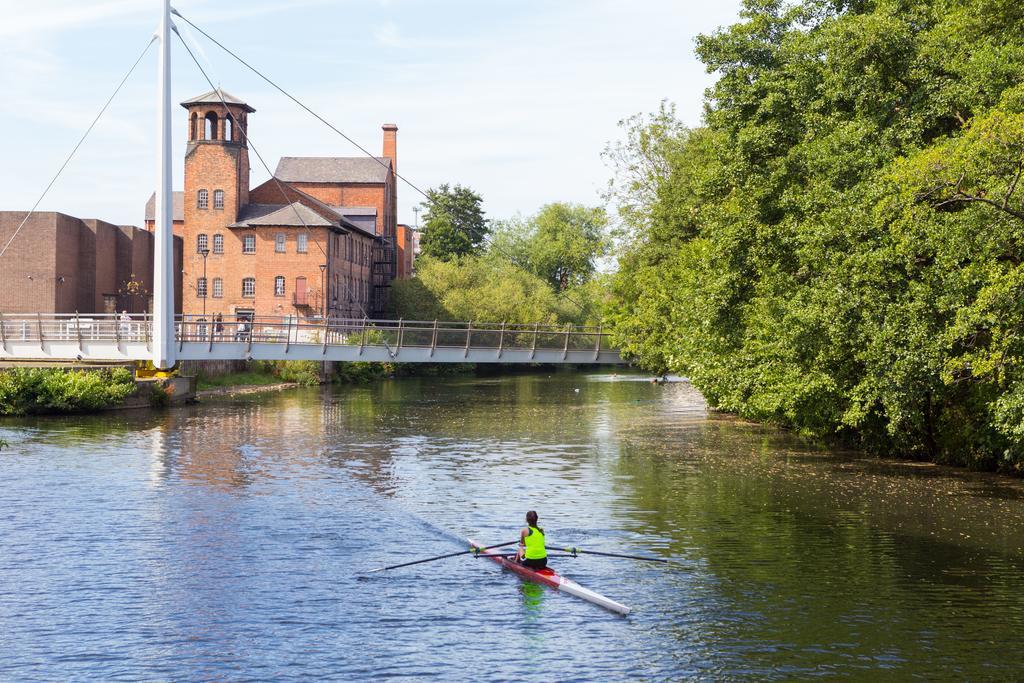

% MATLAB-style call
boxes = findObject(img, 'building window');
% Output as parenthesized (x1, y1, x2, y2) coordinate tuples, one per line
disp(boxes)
(243, 234, 256, 254)
(213, 190, 224, 210)
(212, 234, 223, 254)
(197, 277, 207, 298)
(224, 116, 233, 142)
(197, 233, 208, 253)
(274, 276, 285, 297)
(212, 277, 223, 298)
(242, 277, 255, 298)
(190, 112, 198, 141)
(297, 233, 308, 254)
(275, 233, 286, 253)
(197, 189, 209, 209)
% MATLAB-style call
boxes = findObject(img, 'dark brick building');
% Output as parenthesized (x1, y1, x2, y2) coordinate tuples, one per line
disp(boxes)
(0, 212, 182, 315)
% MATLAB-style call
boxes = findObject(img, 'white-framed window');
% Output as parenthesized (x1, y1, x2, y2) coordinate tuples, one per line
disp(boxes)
(213, 190, 225, 210)
(197, 189, 209, 209)
(197, 233, 208, 253)
(242, 277, 256, 298)
(243, 234, 256, 254)
(212, 277, 223, 298)
(212, 234, 224, 254)
(275, 233, 286, 253)
(274, 276, 285, 297)
(196, 277, 207, 298)
(297, 233, 308, 254)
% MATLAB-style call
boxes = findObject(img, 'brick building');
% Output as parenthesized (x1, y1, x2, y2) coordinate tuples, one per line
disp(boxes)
(0, 211, 182, 315)
(156, 89, 406, 323)
(396, 223, 416, 279)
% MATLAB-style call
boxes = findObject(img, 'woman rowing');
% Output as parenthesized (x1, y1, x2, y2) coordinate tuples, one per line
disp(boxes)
(517, 510, 547, 570)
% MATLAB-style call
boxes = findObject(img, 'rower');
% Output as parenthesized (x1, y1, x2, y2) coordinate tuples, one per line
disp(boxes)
(517, 510, 547, 570)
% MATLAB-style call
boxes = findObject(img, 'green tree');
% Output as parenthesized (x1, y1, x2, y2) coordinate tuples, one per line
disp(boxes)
(390, 254, 566, 325)
(419, 184, 488, 260)
(605, 0, 1024, 471)
(525, 203, 608, 291)
(491, 203, 609, 290)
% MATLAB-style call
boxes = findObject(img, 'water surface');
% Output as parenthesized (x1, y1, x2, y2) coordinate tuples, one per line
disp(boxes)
(1, 372, 1023, 680)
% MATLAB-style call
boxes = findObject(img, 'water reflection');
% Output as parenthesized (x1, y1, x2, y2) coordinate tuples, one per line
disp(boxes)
(519, 581, 546, 616)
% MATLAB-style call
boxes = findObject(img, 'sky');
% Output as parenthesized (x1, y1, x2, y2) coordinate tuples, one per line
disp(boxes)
(0, 0, 743, 229)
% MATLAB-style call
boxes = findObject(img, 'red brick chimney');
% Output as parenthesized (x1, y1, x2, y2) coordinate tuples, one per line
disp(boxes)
(382, 123, 398, 175)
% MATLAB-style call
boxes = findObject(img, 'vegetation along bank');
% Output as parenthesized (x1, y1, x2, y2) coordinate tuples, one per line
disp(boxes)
(604, 0, 1024, 473)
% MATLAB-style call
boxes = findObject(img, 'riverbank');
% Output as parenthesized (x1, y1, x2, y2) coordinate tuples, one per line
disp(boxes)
(196, 381, 299, 400)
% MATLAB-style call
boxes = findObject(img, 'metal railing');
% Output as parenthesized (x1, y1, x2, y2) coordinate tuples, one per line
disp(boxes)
(0, 312, 151, 346)
(0, 313, 617, 360)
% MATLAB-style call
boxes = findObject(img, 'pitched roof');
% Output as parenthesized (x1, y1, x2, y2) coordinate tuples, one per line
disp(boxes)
(275, 156, 391, 184)
(229, 203, 338, 228)
(335, 206, 377, 216)
(247, 180, 379, 238)
(180, 89, 256, 113)
(145, 191, 184, 221)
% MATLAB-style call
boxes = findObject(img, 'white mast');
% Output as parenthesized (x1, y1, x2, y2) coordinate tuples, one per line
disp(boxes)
(153, 0, 176, 369)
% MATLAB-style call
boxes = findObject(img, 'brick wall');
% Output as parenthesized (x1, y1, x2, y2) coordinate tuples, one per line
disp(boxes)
(0, 212, 163, 314)
(0, 212, 58, 313)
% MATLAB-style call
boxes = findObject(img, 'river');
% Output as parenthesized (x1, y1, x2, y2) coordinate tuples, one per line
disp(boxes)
(1, 371, 1023, 680)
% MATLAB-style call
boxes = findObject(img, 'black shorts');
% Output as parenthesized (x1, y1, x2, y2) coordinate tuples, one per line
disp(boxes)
(521, 557, 547, 570)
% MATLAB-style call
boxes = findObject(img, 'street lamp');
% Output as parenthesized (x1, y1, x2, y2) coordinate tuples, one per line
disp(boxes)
(319, 263, 327, 319)
(199, 247, 210, 319)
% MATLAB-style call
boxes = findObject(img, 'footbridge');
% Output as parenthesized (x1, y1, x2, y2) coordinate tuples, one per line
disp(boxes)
(0, 314, 625, 365)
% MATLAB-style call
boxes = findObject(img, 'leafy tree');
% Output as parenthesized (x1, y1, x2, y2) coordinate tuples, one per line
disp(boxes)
(491, 203, 609, 291)
(606, 0, 1024, 471)
(419, 184, 488, 260)
(525, 203, 608, 290)
(390, 254, 567, 325)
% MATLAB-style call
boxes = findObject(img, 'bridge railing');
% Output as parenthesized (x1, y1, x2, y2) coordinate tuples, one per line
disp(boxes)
(175, 315, 614, 356)
(1, 313, 616, 358)
(0, 312, 150, 345)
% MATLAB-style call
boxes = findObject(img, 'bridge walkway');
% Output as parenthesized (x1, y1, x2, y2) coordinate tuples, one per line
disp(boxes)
(0, 314, 625, 365)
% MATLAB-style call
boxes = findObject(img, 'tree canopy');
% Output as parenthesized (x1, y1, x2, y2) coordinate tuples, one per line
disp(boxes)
(418, 184, 489, 260)
(606, 0, 1024, 472)
(491, 202, 609, 290)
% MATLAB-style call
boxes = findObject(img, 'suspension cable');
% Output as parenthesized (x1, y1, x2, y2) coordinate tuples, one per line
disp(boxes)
(0, 37, 157, 260)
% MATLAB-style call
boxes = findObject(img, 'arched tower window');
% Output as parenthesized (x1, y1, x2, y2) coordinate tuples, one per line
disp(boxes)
(224, 116, 233, 142)
(190, 112, 198, 141)
(204, 111, 218, 140)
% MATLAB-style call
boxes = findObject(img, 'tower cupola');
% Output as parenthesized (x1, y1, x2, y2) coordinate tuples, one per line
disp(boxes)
(180, 88, 255, 148)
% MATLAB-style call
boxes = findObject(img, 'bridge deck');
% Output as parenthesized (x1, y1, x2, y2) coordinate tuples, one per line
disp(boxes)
(0, 314, 625, 365)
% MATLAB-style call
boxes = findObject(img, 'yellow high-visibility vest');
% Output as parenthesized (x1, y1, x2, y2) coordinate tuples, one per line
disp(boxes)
(524, 526, 546, 560)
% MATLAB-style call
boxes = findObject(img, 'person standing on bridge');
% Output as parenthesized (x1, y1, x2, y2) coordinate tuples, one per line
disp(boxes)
(517, 510, 547, 570)
(119, 310, 132, 336)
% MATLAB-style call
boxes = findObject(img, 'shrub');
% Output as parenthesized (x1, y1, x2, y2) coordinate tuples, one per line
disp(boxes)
(0, 368, 136, 415)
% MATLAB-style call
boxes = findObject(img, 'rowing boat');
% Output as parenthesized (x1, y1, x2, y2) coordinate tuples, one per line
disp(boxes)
(467, 537, 631, 615)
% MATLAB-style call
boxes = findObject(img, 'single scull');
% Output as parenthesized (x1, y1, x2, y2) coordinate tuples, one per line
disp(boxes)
(468, 538, 631, 615)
